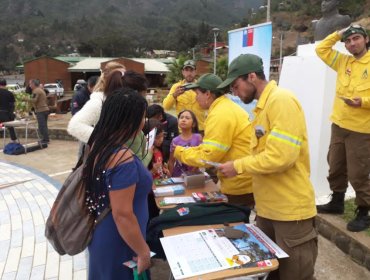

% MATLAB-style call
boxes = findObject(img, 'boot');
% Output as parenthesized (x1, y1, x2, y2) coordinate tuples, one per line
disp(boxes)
(347, 207, 370, 232)
(316, 192, 345, 214)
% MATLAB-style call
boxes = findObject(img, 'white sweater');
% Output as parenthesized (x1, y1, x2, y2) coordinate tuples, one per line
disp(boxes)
(67, 91, 105, 143)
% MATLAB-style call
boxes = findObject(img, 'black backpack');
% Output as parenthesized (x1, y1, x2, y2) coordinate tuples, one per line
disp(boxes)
(146, 202, 250, 259)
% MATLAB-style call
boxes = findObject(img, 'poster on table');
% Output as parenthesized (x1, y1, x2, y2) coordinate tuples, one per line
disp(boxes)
(160, 224, 287, 279)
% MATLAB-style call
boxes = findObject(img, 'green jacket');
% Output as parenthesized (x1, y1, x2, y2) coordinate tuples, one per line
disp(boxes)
(126, 131, 152, 167)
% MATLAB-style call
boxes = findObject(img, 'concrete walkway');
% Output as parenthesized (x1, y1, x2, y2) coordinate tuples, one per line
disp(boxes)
(0, 160, 87, 279)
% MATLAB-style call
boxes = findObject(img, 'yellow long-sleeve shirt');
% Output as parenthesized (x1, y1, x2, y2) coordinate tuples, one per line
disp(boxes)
(162, 80, 207, 131)
(175, 95, 252, 195)
(234, 81, 316, 221)
(316, 31, 370, 133)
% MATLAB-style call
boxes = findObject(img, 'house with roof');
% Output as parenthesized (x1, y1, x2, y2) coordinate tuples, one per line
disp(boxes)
(23, 56, 169, 90)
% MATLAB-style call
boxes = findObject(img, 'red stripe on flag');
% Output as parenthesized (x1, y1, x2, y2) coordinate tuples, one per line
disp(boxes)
(247, 28, 254, 46)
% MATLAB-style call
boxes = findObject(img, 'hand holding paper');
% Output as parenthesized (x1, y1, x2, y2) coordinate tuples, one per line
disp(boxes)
(219, 161, 238, 178)
(199, 159, 221, 168)
(146, 128, 157, 151)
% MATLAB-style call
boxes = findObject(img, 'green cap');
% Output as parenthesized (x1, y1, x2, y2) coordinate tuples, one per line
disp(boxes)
(341, 25, 368, 42)
(186, 73, 223, 91)
(217, 54, 264, 89)
(183, 60, 196, 69)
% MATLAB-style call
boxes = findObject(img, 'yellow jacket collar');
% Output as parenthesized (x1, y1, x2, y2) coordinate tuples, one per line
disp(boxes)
(209, 95, 227, 112)
(256, 80, 277, 110)
(348, 50, 370, 64)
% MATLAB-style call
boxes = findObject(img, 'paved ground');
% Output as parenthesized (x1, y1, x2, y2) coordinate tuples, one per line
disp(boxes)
(0, 142, 87, 280)
(1, 139, 370, 279)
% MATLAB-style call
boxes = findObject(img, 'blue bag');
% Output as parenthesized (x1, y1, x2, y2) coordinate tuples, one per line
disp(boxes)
(3, 143, 25, 155)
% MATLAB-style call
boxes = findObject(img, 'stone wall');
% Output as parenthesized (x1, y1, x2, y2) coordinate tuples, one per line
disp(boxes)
(13, 128, 77, 141)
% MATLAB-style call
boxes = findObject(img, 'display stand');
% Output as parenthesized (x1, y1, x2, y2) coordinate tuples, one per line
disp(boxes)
(279, 41, 350, 196)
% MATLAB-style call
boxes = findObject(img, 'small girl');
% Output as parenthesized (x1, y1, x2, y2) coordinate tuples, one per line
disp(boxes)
(168, 110, 202, 177)
(143, 118, 170, 179)
(143, 118, 170, 221)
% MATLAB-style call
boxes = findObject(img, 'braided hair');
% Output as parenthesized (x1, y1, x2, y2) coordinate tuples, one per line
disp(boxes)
(84, 87, 148, 215)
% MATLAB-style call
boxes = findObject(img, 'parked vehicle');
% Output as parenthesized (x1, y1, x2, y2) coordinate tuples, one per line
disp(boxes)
(44, 83, 64, 98)
(6, 84, 24, 94)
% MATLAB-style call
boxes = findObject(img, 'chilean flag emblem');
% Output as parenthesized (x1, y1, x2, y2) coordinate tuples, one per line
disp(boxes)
(243, 28, 254, 47)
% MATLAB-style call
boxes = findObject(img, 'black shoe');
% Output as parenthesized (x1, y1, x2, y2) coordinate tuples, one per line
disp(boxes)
(347, 207, 370, 232)
(316, 192, 345, 214)
(38, 140, 48, 148)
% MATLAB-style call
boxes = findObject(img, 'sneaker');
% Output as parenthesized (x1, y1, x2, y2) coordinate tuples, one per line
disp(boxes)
(347, 207, 370, 232)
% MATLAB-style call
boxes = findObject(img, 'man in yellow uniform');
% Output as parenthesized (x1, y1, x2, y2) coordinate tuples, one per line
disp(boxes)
(174, 73, 253, 207)
(162, 60, 207, 132)
(316, 25, 370, 232)
(218, 54, 317, 280)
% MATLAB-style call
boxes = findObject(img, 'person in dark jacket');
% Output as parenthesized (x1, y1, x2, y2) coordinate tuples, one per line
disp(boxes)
(0, 78, 18, 142)
(71, 76, 98, 115)
(147, 104, 179, 162)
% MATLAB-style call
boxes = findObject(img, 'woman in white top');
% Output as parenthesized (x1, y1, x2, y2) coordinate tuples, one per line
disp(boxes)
(68, 61, 126, 143)
(68, 63, 151, 165)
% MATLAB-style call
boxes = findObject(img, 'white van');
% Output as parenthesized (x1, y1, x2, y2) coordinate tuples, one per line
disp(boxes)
(6, 84, 24, 94)
(44, 83, 64, 98)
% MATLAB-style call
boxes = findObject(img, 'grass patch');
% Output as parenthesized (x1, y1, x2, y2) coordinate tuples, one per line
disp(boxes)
(343, 198, 370, 236)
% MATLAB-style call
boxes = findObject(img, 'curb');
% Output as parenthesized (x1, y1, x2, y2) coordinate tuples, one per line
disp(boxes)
(13, 127, 77, 141)
(316, 214, 370, 271)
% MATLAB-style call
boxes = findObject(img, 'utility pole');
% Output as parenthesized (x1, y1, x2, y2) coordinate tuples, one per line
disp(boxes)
(279, 32, 283, 74)
(212, 28, 220, 75)
(267, 0, 271, 22)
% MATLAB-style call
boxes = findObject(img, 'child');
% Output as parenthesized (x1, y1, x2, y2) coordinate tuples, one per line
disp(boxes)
(143, 118, 170, 179)
(143, 118, 170, 221)
(169, 110, 202, 177)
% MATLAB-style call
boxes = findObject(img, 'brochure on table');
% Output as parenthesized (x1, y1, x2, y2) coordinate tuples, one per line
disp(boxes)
(161, 196, 196, 205)
(160, 224, 288, 279)
(154, 172, 210, 186)
(154, 177, 185, 186)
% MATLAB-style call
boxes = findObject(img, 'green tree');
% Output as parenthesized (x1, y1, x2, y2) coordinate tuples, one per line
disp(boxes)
(209, 55, 229, 80)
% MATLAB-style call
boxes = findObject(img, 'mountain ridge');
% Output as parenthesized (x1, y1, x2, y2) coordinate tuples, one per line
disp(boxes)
(0, 0, 368, 70)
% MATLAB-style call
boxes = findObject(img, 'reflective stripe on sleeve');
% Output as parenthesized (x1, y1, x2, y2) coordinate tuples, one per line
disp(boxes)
(269, 129, 302, 148)
(202, 139, 230, 152)
(330, 51, 339, 68)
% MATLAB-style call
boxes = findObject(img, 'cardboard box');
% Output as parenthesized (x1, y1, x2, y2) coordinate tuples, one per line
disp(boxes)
(183, 171, 205, 189)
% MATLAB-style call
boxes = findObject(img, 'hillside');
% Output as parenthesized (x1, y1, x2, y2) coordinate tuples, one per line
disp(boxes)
(0, 0, 369, 71)
(0, 0, 263, 69)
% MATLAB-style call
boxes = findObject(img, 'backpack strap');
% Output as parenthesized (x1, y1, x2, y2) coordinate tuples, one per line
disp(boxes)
(82, 144, 90, 163)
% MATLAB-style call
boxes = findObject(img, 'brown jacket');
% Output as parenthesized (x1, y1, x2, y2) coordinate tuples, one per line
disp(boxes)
(31, 87, 49, 112)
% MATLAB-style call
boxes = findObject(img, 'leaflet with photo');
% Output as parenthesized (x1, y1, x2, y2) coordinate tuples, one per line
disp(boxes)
(160, 224, 286, 279)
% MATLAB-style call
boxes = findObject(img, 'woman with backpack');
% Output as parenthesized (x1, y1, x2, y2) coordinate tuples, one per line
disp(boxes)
(84, 88, 152, 279)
